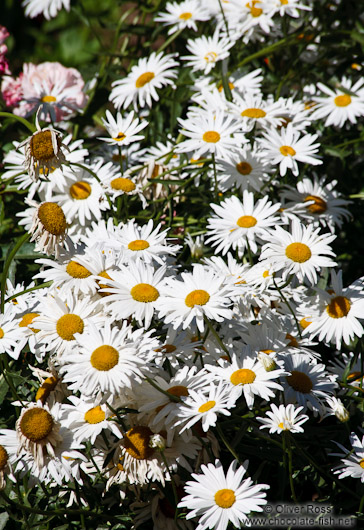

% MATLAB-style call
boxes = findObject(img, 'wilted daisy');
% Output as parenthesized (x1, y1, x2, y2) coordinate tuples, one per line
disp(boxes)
(259, 219, 336, 285)
(257, 403, 309, 434)
(206, 191, 281, 256)
(99, 110, 148, 147)
(155, 0, 210, 35)
(182, 29, 235, 74)
(110, 52, 178, 109)
(331, 432, 364, 482)
(178, 459, 269, 530)
(258, 123, 322, 176)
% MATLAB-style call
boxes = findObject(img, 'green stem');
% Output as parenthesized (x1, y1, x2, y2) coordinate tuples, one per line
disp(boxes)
(285, 432, 298, 502)
(0, 112, 36, 133)
(216, 423, 241, 463)
(156, 27, 184, 53)
(1, 232, 30, 313)
(272, 275, 302, 339)
(5, 281, 53, 304)
(203, 316, 231, 361)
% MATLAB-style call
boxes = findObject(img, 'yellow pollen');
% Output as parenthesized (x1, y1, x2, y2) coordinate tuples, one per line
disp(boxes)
(70, 181, 92, 200)
(135, 72, 155, 88)
(300, 317, 311, 329)
(19, 408, 53, 442)
(113, 132, 126, 142)
(263, 270, 270, 278)
(280, 0, 289, 4)
(110, 177, 136, 192)
(91, 345, 119, 371)
(198, 400, 216, 413)
(218, 81, 235, 92)
(214, 488, 236, 508)
(38, 202, 67, 236)
(124, 426, 154, 460)
(260, 349, 275, 354)
(66, 261, 92, 279)
(204, 51, 218, 62)
(128, 239, 150, 251)
(286, 370, 313, 394)
(30, 130, 56, 161)
(246, 1, 263, 16)
(0, 445, 8, 471)
(334, 94, 351, 107)
(185, 289, 210, 307)
(280, 145, 296, 156)
(230, 368, 256, 385)
(84, 405, 106, 424)
(155, 344, 177, 354)
(304, 195, 327, 214)
(35, 376, 58, 404)
(237, 215, 257, 228)
(285, 242, 312, 263)
(241, 108, 266, 119)
(202, 130, 220, 143)
(326, 296, 351, 319)
(0, 328, 4, 339)
(179, 12, 192, 19)
(236, 161, 252, 175)
(56, 314, 84, 341)
(97, 270, 113, 296)
(167, 385, 189, 397)
(41, 95, 57, 103)
(360, 459, 364, 469)
(19, 313, 40, 333)
(130, 283, 159, 303)
(286, 333, 298, 348)
(278, 421, 285, 429)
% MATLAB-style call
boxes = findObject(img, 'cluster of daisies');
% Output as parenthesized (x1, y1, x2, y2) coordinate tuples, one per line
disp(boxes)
(1, 0, 364, 528)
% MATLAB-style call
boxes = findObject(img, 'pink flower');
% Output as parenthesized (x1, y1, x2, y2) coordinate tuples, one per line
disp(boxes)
(1, 75, 22, 106)
(0, 26, 10, 75)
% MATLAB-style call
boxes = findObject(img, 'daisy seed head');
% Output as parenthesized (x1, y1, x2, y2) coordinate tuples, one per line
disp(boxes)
(90, 345, 119, 371)
(66, 261, 92, 279)
(35, 376, 58, 403)
(304, 195, 327, 214)
(19, 408, 53, 442)
(84, 406, 106, 424)
(236, 161, 253, 175)
(30, 130, 58, 161)
(167, 385, 189, 397)
(286, 370, 313, 394)
(110, 177, 136, 192)
(326, 296, 351, 319)
(38, 202, 67, 236)
(124, 426, 154, 460)
(0, 445, 8, 471)
(69, 181, 92, 200)
(56, 314, 84, 341)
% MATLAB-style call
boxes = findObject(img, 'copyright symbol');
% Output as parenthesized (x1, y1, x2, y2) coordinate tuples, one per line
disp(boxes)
(264, 505, 273, 513)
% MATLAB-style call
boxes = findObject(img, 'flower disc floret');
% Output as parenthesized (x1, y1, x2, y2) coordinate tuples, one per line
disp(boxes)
(280, 145, 296, 156)
(19, 312, 40, 332)
(167, 385, 189, 397)
(124, 426, 154, 460)
(0, 445, 8, 471)
(214, 488, 236, 508)
(198, 400, 216, 413)
(128, 239, 150, 251)
(30, 131, 56, 161)
(304, 195, 327, 214)
(69, 181, 92, 200)
(66, 261, 92, 278)
(237, 215, 257, 228)
(84, 406, 106, 424)
(326, 296, 351, 318)
(334, 94, 351, 107)
(131, 283, 160, 303)
(35, 376, 58, 403)
(56, 314, 84, 341)
(19, 408, 53, 442)
(286, 370, 313, 394)
(241, 108, 266, 118)
(90, 345, 119, 371)
(111, 177, 136, 192)
(230, 369, 256, 385)
(185, 289, 210, 307)
(202, 131, 220, 143)
(285, 242, 312, 263)
(38, 203, 67, 236)
(135, 72, 155, 88)
(236, 162, 252, 175)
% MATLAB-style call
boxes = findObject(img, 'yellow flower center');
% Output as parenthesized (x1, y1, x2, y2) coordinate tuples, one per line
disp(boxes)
(185, 289, 210, 307)
(214, 488, 236, 508)
(41, 95, 57, 103)
(19, 408, 53, 442)
(236, 161, 252, 175)
(202, 130, 220, 143)
(38, 202, 67, 236)
(130, 283, 159, 303)
(218, 81, 235, 92)
(278, 421, 285, 429)
(280, 0, 288, 4)
(66, 261, 92, 278)
(97, 270, 113, 297)
(90, 345, 119, 371)
(30, 130, 57, 161)
(179, 12, 192, 19)
(300, 317, 311, 329)
(0, 328, 4, 339)
(0, 445, 8, 471)
(304, 195, 327, 214)
(128, 239, 150, 251)
(110, 177, 136, 192)
(241, 108, 266, 118)
(198, 400, 216, 413)
(56, 314, 84, 341)
(246, 1, 263, 17)
(167, 385, 189, 397)
(70, 181, 92, 200)
(230, 368, 256, 385)
(84, 405, 106, 424)
(285, 242, 312, 263)
(237, 215, 257, 228)
(135, 72, 155, 88)
(204, 51, 218, 63)
(263, 270, 270, 278)
(124, 426, 154, 460)
(280, 145, 296, 157)
(260, 349, 275, 354)
(113, 132, 126, 142)
(155, 344, 177, 354)
(334, 94, 351, 107)
(326, 296, 351, 319)
(286, 333, 298, 348)
(19, 312, 40, 333)
(359, 459, 364, 469)
(286, 370, 313, 393)
(35, 376, 58, 404)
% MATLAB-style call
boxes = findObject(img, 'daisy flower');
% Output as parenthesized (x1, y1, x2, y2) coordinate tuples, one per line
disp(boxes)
(98, 261, 166, 328)
(0, 307, 27, 360)
(178, 459, 269, 530)
(60, 322, 146, 396)
(22, 0, 70, 19)
(182, 29, 235, 74)
(98, 166, 147, 206)
(155, 0, 210, 35)
(311, 77, 364, 127)
(331, 432, 364, 482)
(177, 109, 244, 160)
(258, 123, 322, 176)
(259, 219, 337, 285)
(206, 349, 285, 409)
(99, 110, 148, 147)
(228, 91, 284, 132)
(257, 403, 309, 434)
(110, 52, 179, 110)
(266, 0, 311, 18)
(304, 270, 364, 349)
(206, 191, 281, 256)
(158, 264, 235, 333)
(323, 396, 349, 423)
